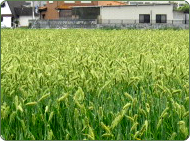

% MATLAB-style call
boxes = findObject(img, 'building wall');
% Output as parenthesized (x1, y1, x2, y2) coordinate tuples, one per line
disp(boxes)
(1, 1, 12, 15)
(42, 1, 59, 19)
(173, 11, 185, 20)
(59, 1, 98, 7)
(19, 16, 40, 26)
(41, 1, 99, 19)
(41, 1, 126, 19)
(1, 1, 12, 28)
(186, 14, 189, 20)
(100, 5, 173, 24)
(1, 17, 12, 27)
(173, 11, 189, 24)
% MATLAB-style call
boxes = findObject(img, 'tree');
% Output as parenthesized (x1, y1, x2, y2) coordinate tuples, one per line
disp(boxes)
(177, 4, 189, 13)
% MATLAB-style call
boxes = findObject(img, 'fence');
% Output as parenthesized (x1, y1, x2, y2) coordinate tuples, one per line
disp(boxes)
(29, 19, 189, 29)
(100, 19, 189, 24)
(29, 19, 97, 29)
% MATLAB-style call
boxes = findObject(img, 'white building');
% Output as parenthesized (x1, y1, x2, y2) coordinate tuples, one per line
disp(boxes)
(100, 4, 174, 24)
(14, 7, 39, 27)
(1, 1, 40, 28)
(72, 4, 189, 24)
(100, 4, 188, 24)
(1, 1, 12, 28)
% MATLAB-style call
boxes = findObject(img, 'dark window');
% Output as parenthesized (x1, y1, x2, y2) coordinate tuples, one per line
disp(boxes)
(59, 10, 72, 19)
(138, 2, 143, 4)
(42, 14, 45, 19)
(1, 2, 5, 7)
(1, 16, 3, 22)
(156, 15, 167, 23)
(139, 14, 150, 23)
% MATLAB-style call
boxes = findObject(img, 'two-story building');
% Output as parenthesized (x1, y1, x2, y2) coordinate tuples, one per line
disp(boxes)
(38, 1, 126, 20)
(1, 1, 39, 28)
(1, 1, 27, 27)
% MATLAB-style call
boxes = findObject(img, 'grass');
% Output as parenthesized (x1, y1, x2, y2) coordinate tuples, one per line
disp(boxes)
(1, 29, 189, 140)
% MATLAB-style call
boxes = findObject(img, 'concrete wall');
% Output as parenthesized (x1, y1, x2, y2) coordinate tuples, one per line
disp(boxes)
(98, 23, 189, 29)
(29, 19, 97, 28)
(173, 11, 189, 24)
(173, 11, 185, 20)
(19, 16, 40, 26)
(29, 19, 189, 29)
(100, 5, 174, 24)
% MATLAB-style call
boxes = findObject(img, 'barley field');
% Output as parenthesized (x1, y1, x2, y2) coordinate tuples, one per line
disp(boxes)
(1, 29, 189, 140)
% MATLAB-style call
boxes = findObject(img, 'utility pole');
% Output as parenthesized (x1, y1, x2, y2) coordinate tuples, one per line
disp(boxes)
(32, 1, 35, 19)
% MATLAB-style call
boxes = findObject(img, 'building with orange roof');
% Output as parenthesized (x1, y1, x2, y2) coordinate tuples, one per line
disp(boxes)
(38, 1, 126, 20)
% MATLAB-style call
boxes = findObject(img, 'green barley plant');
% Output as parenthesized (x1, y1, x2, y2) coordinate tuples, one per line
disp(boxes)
(1, 29, 189, 140)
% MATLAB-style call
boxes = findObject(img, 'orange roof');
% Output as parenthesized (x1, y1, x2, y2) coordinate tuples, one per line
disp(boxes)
(56, 5, 71, 10)
(98, 1, 127, 6)
(111, 1, 127, 5)
(38, 6, 47, 11)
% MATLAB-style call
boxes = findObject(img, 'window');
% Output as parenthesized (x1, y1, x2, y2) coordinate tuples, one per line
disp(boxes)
(1, 2, 5, 7)
(59, 10, 72, 19)
(137, 2, 143, 4)
(42, 14, 45, 19)
(1, 17, 3, 22)
(129, 2, 137, 5)
(49, 1, 53, 3)
(139, 14, 150, 23)
(156, 15, 167, 23)
(64, 1, 75, 3)
(81, 1, 91, 3)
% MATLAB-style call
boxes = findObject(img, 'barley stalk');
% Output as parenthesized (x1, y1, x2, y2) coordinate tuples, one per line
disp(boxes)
(25, 102, 38, 106)
(38, 93, 50, 102)
(57, 93, 69, 102)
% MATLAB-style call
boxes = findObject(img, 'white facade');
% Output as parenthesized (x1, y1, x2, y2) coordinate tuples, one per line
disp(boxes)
(18, 16, 39, 26)
(1, 17, 12, 27)
(1, 1, 12, 28)
(100, 4, 174, 24)
(173, 11, 189, 24)
(1, 1, 12, 15)
(173, 11, 185, 20)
